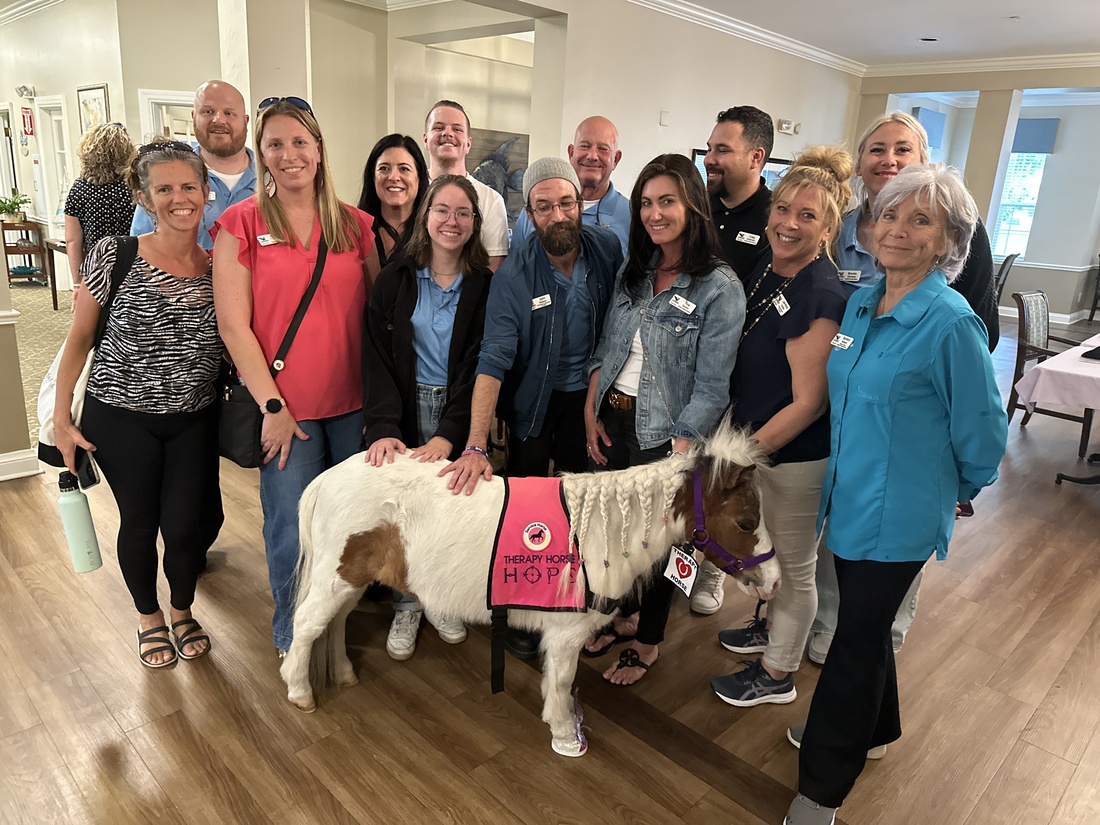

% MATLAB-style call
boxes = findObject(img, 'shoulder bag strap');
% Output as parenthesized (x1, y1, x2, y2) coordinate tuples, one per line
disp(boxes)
(93, 235, 139, 346)
(269, 234, 328, 378)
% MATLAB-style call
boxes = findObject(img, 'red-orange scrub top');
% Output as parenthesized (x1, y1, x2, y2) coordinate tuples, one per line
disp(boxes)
(213, 198, 374, 421)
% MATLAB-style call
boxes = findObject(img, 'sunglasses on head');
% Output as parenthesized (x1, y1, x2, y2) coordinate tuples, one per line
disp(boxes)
(137, 140, 194, 156)
(258, 96, 314, 117)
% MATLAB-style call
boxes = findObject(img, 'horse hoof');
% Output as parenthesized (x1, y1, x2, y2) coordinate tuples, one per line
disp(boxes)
(290, 697, 316, 714)
(551, 734, 588, 757)
(337, 672, 359, 688)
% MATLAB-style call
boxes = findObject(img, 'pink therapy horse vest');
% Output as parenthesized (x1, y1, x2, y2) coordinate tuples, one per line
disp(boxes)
(487, 476, 587, 612)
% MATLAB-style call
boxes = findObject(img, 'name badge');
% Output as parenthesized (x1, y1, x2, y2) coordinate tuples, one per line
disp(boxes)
(735, 231, 760, 245)
(208, 190, 217, 201)
(831, 333, 854, 350)
(257, 234, 277, 246)
(662, 546, 699, 597)
(838, 269, 862, 282)
(773, 294, 790, 316)
(669, 294, 697, 314)
(531, 294, 552, 311)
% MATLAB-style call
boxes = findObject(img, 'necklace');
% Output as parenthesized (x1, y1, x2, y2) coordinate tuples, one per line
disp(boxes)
(430, 267, 460, 279)
(740, 264, 796, 341)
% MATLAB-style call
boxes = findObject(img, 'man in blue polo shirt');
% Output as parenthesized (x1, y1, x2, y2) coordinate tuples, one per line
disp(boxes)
(130, 80, 256, 248)
(510, 116, 630, 254)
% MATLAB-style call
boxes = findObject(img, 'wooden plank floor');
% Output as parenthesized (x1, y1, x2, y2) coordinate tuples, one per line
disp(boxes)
(3, 317, 1100, 824)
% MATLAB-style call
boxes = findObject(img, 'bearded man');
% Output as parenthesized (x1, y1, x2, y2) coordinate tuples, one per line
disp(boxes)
(130, 80, 255, 248)
(440, 157, 622, 658)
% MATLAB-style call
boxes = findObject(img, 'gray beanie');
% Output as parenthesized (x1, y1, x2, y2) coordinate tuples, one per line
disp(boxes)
(522, 156, 581, 203)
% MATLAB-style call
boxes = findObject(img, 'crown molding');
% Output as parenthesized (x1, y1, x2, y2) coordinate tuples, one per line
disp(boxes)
(343, 0, 448, 10)
(626, 0, 866, 76)
(0, 0, 64, 26)
(864, 52, 1100, 78)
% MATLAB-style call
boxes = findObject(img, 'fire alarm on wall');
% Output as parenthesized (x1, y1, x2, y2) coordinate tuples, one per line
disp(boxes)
(777, 119, 801, 135)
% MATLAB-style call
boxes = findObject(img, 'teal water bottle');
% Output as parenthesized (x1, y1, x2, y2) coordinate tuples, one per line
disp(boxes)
(57, 471, 102, 573)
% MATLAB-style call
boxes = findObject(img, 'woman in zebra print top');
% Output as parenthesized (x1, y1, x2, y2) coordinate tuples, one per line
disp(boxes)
(52, 140, 224, 669)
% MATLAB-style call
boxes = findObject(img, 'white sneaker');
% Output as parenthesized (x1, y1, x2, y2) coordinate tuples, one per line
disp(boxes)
(424, 609, 467, 644)
(690, 562, 726, 615)
(807, 631, 832, 665)
(386, 609, 422, 660)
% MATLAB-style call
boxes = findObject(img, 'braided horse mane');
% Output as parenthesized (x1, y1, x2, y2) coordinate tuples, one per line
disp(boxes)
(559, 417, 763, 602)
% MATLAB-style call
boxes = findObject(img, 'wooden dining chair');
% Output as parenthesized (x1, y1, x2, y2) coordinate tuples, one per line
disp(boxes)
(1007, 290, 1094, 457)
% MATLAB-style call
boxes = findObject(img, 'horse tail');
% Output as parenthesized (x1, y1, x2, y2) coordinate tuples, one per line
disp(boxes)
(295, 475, 338, 693)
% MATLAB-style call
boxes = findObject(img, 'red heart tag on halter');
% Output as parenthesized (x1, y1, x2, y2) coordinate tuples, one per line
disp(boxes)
(676, 558, 693, 578)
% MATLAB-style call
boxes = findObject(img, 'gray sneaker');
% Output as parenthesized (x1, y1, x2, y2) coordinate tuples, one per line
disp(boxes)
(786, 722, 887, 759)
(712, 659, 796, 707)
(783, 794, 837, 825)
(717, 599, 769, 654)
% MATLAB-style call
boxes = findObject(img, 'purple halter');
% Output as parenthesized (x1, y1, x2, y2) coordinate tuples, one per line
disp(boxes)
(689, 466, 775, 575)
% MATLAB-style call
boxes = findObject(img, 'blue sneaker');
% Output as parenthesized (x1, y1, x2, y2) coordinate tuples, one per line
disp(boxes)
(712, 659, 796, 707)
(717, 599, 769, 654)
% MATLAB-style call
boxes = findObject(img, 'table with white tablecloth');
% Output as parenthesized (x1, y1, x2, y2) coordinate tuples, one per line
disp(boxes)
(1014, 332, 1100, 484)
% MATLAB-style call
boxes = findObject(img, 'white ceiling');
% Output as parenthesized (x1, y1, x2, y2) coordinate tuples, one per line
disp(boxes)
(636, 0, 1100, 69)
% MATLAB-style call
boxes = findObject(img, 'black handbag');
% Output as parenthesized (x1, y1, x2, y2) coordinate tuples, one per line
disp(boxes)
(218, 236, 329, 468)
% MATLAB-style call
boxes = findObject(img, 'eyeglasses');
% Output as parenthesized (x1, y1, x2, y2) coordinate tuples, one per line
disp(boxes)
(530, 198, 579, 217)
(258, 96, 314, 117)
(429, 205, 474, 224)
(137, 140, 194, 156)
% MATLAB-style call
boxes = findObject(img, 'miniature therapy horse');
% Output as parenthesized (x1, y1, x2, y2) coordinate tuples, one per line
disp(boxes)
(280, 419, 780, 756)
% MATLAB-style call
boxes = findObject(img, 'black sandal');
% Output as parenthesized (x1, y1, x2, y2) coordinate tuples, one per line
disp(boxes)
(611, 647, 655, 677)
(171, 618, 211, 660)
(582, 626, 637, 658)
(137, 625, 177, 668)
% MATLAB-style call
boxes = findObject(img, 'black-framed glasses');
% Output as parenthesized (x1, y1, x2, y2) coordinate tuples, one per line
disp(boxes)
(258, 96, 314, 117)
(137, 140, 194, 156)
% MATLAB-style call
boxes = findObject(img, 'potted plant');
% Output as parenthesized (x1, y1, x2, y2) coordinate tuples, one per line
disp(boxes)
(0, 192, 32, 223)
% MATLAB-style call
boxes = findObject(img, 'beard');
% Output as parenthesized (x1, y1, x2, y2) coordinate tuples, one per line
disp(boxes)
(706, 174, 727, 199)
(198, 127, 247, 159)
(536, 215, 582, 256)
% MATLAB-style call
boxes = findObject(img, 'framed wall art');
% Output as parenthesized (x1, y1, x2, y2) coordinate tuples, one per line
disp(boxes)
(77, 84, 110, 133)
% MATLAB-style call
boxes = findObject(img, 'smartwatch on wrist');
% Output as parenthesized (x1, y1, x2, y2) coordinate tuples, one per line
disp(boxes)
(261, 397, 284, 415)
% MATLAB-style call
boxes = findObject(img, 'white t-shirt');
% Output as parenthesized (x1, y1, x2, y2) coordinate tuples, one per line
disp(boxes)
(209, 168, 245, 193)
(466, 175, 510, 257)
(612, 329, 644, 396)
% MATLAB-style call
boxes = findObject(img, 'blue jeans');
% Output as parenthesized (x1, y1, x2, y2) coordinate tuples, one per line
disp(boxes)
(259, 410, 363, 649)
(393, 384, 447, 614)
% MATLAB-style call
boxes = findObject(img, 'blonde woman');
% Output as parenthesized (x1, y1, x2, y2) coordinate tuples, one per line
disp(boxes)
(63, 122, 136, 298)
(213, 96, 375, 653)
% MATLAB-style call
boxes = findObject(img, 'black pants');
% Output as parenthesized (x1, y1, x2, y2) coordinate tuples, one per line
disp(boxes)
(798, 554, 926, 808)
(506, 389, 588, 477)
(82, 395, 224, 615)
(597, 402, 674, 646)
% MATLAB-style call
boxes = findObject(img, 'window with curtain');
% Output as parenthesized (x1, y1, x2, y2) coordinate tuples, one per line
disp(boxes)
(991, 152, 1047, 258)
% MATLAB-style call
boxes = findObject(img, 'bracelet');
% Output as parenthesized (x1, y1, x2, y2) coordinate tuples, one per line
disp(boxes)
(462, 446, 489, 458)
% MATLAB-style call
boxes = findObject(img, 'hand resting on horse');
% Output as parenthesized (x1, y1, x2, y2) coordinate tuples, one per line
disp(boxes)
(365, 437, 406, 466)
(440, 450, 493, 494)
(410, 436, 453, 463)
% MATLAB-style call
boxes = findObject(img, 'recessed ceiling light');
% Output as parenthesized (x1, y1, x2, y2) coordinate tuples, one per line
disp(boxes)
(920, 37, 939, 42)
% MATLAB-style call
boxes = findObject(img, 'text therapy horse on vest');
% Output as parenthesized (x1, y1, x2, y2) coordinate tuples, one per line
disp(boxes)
(279, 418, 780, 757)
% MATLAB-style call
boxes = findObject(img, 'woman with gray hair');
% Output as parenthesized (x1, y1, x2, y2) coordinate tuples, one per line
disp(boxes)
(783, 163, 1007, 825)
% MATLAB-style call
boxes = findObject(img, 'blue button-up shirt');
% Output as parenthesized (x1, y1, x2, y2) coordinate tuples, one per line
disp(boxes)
(552, 255, 591, 391)
(130, 143, 257, 249)
(411, 267, 464, 386)
(510, 182, 630, 255)
(835, 209, 882, 293)
(819, 271, 1007, 563)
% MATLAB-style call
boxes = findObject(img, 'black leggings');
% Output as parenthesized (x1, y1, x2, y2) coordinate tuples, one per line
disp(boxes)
(82, 394, 223, 615)
(597, 403, 674, 645)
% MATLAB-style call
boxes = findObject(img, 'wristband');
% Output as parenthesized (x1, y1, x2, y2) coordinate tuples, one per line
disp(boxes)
(462, 446, 489, 458)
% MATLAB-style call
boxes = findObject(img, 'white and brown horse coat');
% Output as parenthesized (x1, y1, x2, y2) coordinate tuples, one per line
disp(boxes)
(281, 420, 778, 756)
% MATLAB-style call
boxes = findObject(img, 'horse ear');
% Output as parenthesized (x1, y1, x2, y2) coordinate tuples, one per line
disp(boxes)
(730, 463, 757, 487)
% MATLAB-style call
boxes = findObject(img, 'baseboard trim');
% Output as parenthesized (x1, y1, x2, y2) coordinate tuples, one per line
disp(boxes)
(0, 449, 42, 482)
(998, 305, 1091, 325)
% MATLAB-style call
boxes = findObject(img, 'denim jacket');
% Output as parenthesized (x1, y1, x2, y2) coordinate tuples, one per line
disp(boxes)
(588, 260, 745, 449)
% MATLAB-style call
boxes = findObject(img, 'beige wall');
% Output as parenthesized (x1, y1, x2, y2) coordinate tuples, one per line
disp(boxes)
(309, 0, 388, 204)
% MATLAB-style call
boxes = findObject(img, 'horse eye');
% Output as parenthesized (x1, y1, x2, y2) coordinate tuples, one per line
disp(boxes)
(736, 518, 757, 532)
